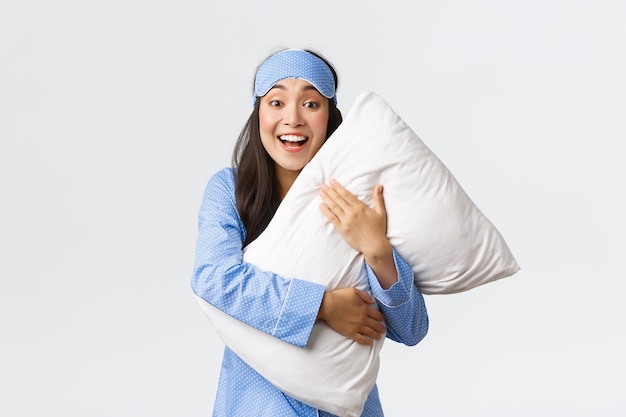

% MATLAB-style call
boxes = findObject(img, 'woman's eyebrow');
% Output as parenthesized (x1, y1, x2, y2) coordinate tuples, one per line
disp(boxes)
(270, 84, 286, 91)
(269, 83, 318, 93)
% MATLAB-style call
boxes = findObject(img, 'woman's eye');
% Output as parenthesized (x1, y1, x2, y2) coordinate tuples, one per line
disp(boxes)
(304, 101, 318, 108)
(269, 100, 281, 107)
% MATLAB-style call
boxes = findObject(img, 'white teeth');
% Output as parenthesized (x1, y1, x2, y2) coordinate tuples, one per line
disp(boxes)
(279, 135, 307, 142)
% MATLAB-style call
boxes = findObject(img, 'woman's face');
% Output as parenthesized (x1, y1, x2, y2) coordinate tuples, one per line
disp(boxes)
(259, 78, 329, 180)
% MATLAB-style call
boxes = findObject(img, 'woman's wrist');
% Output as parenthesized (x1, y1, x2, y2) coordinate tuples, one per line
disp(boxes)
(317, 291, 330, 321)
(363, 240, 398, 290)
(362, 239, 392, 265)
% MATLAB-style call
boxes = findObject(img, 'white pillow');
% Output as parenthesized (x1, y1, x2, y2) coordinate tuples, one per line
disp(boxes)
(196, 90, 519, 416)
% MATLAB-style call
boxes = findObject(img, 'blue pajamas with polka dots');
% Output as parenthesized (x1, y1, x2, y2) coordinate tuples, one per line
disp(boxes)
(192, 168, 429, 416)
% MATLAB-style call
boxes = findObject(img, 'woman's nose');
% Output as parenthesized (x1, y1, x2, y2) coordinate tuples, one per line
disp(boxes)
(284, 104, 304, 126)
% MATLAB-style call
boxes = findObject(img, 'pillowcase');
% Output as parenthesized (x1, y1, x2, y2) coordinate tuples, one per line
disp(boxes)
(196, 90, 519, 416)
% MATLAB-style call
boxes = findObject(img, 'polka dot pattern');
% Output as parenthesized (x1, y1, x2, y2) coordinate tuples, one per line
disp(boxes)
(192, 167, 429, 416)
(213, 348, 386, 417)
(366, 251, 430, 346)
(253, 49, 337, 106)
(191, 168, 325, 346)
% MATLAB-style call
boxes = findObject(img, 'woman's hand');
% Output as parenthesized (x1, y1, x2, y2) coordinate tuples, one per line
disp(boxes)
(319, 179, 389, 257)
(319, 179, 399, 289)
(317, 288, 386, 345)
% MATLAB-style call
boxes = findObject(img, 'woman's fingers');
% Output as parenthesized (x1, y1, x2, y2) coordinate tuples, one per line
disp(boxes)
(319, 199, 342, 231)
(327, 179, 359, 205)
(320, 180, 385, 220)
(319, 182, 349, 217)
(319, 288, 386, 345)
(372, 184, 387, 217)
(354, 288, 376, 304)
(318, 181, 362, 227)
(353, 315, 386, 345)
(319, 180, 390, 257)
(318, 179, 362, 216)
(361, 318, 386, 339)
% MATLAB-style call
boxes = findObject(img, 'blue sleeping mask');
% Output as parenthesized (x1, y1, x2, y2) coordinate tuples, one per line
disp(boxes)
(253, 49, 337, 107)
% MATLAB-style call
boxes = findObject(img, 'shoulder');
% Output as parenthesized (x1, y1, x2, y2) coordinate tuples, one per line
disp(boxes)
(208, 167, 236, 187)
(198, 167, 238, 209)
(204, 167, 237, 196)
(198, 168, 243, 227)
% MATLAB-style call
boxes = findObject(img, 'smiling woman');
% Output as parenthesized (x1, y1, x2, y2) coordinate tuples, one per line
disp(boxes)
(234, 50, 343, 247)
(259, 78, 330, 196)
(191, 49, 429, 417)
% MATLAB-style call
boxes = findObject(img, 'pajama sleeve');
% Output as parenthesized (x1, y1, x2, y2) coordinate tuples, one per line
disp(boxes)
(191, 168, 325, 348)
(366, 250, 429, 346)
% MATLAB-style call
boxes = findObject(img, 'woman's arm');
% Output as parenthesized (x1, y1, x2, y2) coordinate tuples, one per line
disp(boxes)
(191, 169, 324, 348)
(319, 181, 397, 287)
(366, 250, 429, 345)
(319, 179, 429, 345)
(192, 169, 386, 348)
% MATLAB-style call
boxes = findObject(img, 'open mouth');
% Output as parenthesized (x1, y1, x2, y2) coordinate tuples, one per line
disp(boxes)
(279, 134, 308, 148)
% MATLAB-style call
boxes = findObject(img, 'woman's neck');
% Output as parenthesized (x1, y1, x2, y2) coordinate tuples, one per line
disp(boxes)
(275, 166, 300, 200)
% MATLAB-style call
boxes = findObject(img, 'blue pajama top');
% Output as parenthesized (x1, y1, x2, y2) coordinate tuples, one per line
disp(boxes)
(191, 168, 429, 416)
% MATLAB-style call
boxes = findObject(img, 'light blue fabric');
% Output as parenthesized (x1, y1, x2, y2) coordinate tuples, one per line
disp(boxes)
(191, 167, 429, 416)
(253, 49, 337, 106)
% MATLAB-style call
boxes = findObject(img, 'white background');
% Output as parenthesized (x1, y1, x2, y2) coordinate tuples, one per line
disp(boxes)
(1, 1, 625, 416)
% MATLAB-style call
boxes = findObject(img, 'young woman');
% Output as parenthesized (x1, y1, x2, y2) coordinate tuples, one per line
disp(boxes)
(191, 49, 429, 416)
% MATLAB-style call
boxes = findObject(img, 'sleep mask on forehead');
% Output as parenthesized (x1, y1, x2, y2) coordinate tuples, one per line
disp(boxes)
(253, 49, 337, 106)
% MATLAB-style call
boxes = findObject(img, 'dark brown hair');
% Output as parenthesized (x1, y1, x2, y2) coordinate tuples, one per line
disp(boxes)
(232, 50, 342, 247)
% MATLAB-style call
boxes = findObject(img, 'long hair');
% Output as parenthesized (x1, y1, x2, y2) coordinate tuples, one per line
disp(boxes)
(232, 50, 342, 247)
